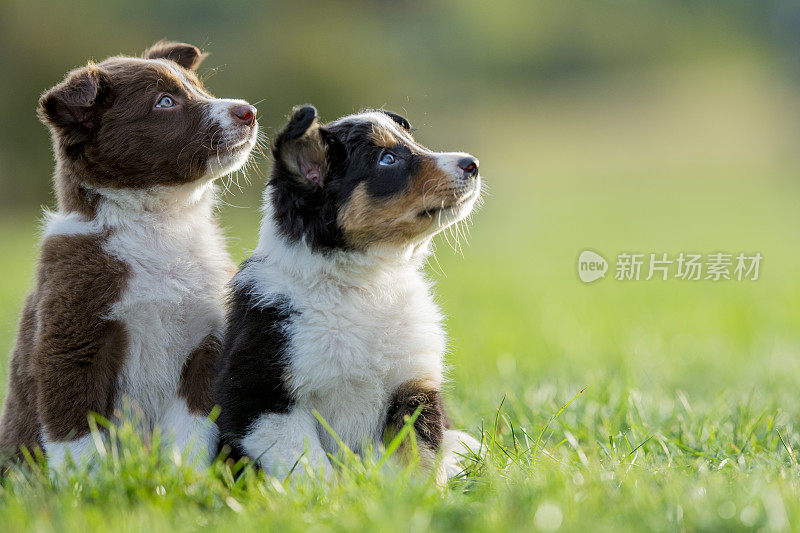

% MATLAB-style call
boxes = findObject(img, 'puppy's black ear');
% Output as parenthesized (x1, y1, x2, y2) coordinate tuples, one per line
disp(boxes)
(143, 41, 207, 70)
(274, 105, 342, 187)
(381, 110, 411, 130)
(38, 63, 112, 143)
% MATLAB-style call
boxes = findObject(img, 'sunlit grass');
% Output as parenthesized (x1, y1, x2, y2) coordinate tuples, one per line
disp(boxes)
(2, 384, 800, 532)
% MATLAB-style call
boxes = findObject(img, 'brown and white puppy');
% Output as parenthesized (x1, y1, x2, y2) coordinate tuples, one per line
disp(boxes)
(214, 106, 481, 483)
(0, 42, 258, 469)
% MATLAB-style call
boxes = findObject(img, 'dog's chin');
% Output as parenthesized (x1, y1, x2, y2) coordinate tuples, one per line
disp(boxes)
(420, 185, 480, 226)
(407, 184, 481, 245)
(206, 131, 258, 180)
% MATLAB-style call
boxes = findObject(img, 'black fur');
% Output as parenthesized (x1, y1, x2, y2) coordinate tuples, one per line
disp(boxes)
(268, 108, 420, 253)
(380, 110, 411, 130)
(214, 270, 295, 457)
(363, 143, 419, 199)
(267, 172, 347, 251)
(384, 383, 449, 451)
(273, 105, 318, 146)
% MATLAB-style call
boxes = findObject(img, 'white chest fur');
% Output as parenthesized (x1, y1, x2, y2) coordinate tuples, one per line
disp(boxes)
(106, 217, 230, 422)
(245, 229, 447, 453)
(292, 278, 445, 452)
(43, 186, 232, 425)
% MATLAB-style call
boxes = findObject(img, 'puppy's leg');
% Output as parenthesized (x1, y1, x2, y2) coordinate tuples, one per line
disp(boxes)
(384, 380, 448, 484)
(44, 434, 97, 470)
(36, 320, 128, 472)
(33, 233, 130, 472)
(158, 398, 216, 466)
(161, 334, 221, 466)
(241, 408, 330, 478)
(440, 429, 482, 479)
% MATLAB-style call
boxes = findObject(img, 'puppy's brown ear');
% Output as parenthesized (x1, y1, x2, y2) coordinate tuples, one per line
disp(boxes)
(143, 41, 206, 70)
(273, 105, 343, 187)
(38, 63, 112, 143)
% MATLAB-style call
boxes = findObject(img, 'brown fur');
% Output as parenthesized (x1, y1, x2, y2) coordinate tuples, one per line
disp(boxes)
(338, 156, 455, 249)
(38, 44, 221, 218)
(270, 107, 478, 253)
(1, 42, 245, 463)
(46, 59, 214, 187)
(0, 294, 43, 463)
(0, 232, 129, 460)
(179, 335, 221, 415)
(280, 120, 330, 185)
(384, 379, 449, 463)
(368, 124, 401, 148)
(143, 41, 208, 70)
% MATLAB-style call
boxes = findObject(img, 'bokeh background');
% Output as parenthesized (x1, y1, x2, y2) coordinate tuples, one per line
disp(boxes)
(1, 0, 800, 436)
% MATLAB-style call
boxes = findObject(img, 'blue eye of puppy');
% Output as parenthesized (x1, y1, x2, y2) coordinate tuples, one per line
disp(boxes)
(155, 95, 176, 108)
(379, 151, 396, 166)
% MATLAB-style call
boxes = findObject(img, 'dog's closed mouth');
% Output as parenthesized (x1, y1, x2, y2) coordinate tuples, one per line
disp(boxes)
(225, 137, 255, 152)
(419, 206, 443, 218)
(221, 130, 258, 151)
(418, 188, 479, 218)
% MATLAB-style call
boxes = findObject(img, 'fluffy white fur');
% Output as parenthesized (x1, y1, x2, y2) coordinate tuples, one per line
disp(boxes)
(44, 433, 96, 471)
(101, 186, 231, 422)
(441, 430, 482, 479)
(41, 183, 229, 466)
(242, 409, 332, 477)
(237, 171, 480, 478)
(159, 397, 218, 465)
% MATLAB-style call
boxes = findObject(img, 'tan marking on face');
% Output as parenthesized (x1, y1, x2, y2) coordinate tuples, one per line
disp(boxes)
(179, 334, 221, 415)
(0, 231, 130, 458)
(369, 124, 400, 148)
(368, 118, 420, 151)
(338, 155, 457, 249)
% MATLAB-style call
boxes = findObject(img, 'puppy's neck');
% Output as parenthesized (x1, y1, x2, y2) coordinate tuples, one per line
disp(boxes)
(255, 202, 433, 288)
(94, 182, 216, 231)
(54, 168, 217, 233)
(93, 180, 215, 214)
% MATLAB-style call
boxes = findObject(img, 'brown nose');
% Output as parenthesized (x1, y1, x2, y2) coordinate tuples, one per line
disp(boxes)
(231, 104, 256, 126)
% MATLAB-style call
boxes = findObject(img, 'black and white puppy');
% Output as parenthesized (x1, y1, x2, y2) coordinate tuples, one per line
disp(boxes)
(214, 106, 481, 482)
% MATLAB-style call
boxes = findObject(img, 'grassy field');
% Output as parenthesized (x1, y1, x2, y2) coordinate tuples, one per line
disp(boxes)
(1, 62, 800, 531)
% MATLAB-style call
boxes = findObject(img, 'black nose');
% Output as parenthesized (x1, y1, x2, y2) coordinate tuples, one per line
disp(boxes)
(231, 104, 257, 126)
(457, 156, 479, 178)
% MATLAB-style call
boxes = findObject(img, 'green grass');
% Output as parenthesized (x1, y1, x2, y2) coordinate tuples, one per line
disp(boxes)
(1, 63, 800, 531)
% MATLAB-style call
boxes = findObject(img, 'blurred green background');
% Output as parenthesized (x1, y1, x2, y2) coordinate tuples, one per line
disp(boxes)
(1, 0, 799, 404)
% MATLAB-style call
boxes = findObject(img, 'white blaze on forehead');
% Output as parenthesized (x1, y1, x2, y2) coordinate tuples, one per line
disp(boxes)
(328, 111, 480, 181)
